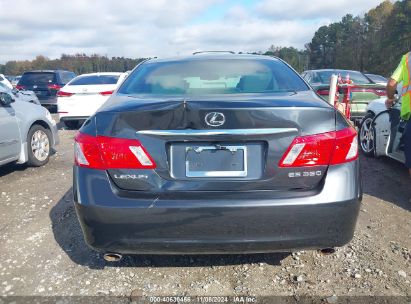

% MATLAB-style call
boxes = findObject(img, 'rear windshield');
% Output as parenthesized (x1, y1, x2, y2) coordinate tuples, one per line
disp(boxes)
(313, 71, 372, 85)
(366, 74, 387, 83)
(118, 59, 309, 95)
(19, 72, 56, 85)
(69, 75, 120, 86)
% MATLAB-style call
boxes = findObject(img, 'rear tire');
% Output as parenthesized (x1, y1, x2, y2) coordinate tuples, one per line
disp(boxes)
(359, 112, 376, 157)
(64, 120, 80, 130)
(27, 125, 51, 167)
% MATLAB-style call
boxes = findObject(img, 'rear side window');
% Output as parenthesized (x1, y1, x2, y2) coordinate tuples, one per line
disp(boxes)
(60, 72, 76, 84)
(19, 72, 56, 85)
(119, 59, 309, 95)
(69, 75, 120, 86)
(366, 74, 387, 83)
(315, 71, 372, 85)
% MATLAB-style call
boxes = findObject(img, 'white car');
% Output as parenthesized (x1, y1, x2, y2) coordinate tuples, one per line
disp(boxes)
(0, 74, 13, 89)
(359, 84, 405, 164)
(364, 73, 388, 86)
(57, 72, 127, 129)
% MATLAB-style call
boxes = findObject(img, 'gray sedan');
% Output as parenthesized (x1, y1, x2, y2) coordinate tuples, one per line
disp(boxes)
(0, 86, 59, 167)
(0, 82, 40, 105)
(73, 54, 361, 259)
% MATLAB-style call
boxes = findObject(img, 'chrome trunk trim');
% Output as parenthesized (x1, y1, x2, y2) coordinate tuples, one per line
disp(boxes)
(137, 128, 298, 136)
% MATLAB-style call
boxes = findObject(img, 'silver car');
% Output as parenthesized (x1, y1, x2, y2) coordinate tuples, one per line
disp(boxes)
(0, 82, 40, 105)
(0, 85, 59, 167)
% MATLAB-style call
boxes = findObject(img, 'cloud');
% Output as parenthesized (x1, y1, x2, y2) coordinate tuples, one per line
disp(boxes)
(0, 0, 220, 62)
(255, 0, 385, 20)
(0, 0, 385, 64)
(170, 19, 320, 53)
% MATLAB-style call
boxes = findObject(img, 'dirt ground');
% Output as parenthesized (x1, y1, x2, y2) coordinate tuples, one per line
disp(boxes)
(1, 118, 411, 302)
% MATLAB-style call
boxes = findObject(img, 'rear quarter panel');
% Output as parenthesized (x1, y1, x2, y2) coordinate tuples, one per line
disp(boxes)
(13, 99, 57, 147)
(366, 98, 387, 115)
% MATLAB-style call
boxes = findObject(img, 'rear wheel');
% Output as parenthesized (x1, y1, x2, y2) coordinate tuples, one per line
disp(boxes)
(359, 112, 375, 157)
(27, 125, 51, 167)
(64, 120, 80, 130)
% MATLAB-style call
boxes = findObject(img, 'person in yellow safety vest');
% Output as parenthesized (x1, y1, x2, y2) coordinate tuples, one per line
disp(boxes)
(386, 52, 411, 183)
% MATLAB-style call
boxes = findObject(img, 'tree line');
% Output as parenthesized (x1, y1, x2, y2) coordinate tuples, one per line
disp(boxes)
(263, 0, 410, 75)
(306, 0, 410, 76)
(0, 0, 409, 76)
(0, 54, 146, 76)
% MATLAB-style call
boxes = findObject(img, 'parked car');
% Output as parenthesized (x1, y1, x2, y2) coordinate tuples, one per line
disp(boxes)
(73, 54, 361, 260)
(3, 76, 42, 105)
(13, 76, 22, 87)
(0, 84, 59, 167)
(359, 83, 405, 163)
(301, 69, 386, 123)
(5, 75, 16, 86)
(16, 70, 76, 112)
(5, 75, 21, 87)
(364, 73, 388, 86)
(0, 74, 13, 89)
(0, 82, 40, 105)
(57, 72, 127, 129)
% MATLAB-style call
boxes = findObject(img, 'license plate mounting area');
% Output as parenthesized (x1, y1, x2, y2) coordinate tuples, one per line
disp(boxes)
(185, 145, 247, 178)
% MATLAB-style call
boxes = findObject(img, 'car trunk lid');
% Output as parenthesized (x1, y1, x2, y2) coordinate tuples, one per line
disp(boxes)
(61, 84, 117, 95)
(87, 93, 337, 192)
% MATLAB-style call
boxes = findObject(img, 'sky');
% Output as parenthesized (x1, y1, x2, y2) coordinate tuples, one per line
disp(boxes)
(0, 0, 385, 63)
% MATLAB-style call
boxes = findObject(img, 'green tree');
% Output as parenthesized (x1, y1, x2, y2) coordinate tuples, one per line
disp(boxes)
(264, 46, 309, 72)
(306, 0, 410, 76)
(1, 54, 146, 76)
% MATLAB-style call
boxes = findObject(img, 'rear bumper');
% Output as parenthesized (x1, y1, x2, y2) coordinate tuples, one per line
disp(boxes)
(73, 161, 362, 254)
(39, 97, 57, 105)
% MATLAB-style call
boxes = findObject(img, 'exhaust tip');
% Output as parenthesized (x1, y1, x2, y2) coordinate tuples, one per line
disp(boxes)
(103, 253, 123, 262)
(319, 248, 336, 255)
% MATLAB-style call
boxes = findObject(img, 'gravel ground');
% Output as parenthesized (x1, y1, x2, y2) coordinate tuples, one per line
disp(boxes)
(0, 119, 411, 301)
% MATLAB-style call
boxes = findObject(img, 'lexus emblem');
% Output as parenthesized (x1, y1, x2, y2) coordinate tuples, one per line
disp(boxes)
(205, 112, 225, 127)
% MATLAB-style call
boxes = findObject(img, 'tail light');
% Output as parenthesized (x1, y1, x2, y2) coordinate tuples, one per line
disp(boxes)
(57, 91, 74, 97)
(16, 85, 25, 90)
(316, 89, 330, 96)
(99, 90, 114, 96)
(279, 127, 358, 167)
(374, 89, 386, 96)
(74, 132, 156, 170)
(48, 84, 62, 90)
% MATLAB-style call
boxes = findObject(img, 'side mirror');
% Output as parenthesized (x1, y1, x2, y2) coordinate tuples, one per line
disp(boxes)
(0, 92, 15, 106)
